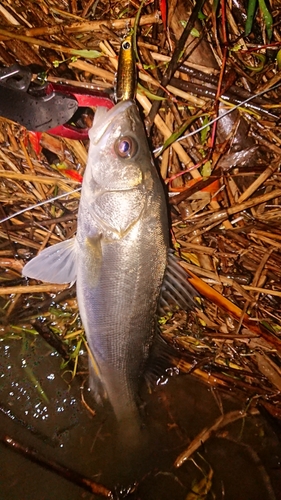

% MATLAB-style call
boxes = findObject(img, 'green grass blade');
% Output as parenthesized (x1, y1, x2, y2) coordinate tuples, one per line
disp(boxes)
(258, 0, 273, 40)
(245, 0, 257, 36)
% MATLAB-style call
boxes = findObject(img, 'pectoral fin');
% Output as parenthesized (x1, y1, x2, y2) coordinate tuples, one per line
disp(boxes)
(22, 238, 77, 284)
(159, 250, 200, 314)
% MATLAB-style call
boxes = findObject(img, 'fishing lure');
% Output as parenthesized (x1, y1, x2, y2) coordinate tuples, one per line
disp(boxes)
(115, 33, 137, 102)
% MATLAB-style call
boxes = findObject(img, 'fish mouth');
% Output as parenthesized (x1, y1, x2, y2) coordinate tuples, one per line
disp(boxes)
(90, 99, 135, 145)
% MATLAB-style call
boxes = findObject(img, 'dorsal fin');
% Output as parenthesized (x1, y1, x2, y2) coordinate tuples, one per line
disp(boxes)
(158, 250, 200, 315)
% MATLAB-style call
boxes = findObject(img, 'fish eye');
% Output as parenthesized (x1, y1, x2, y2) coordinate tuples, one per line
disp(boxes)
(115, 136, 138, 158)
(122, 41, 131, 50)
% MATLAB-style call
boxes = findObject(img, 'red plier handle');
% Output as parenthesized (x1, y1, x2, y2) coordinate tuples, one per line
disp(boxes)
(47, 83, 114, 139)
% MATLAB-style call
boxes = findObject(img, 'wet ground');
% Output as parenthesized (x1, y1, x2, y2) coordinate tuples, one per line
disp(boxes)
(1, 333, 281, 500)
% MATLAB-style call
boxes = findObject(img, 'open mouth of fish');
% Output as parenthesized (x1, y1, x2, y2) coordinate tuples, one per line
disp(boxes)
(90, 100, 134, 145)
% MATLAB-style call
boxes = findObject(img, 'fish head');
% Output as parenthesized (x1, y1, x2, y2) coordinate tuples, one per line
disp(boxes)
(84, 99, 152, 192)
(81, 100, 157, 237)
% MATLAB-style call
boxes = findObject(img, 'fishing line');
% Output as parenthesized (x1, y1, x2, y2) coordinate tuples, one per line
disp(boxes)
(153, 81, 281, 154)
(0, 187, 82, 224)
(1, 82, 280, 223)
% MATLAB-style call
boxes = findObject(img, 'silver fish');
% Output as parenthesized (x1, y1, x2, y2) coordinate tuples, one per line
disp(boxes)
(22, 100, 197, 432)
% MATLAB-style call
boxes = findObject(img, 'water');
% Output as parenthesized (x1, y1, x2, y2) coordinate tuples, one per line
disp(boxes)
(0, 334, 281, 499)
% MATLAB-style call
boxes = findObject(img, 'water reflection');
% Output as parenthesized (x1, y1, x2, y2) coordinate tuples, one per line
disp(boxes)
(0, 334, 281, 499)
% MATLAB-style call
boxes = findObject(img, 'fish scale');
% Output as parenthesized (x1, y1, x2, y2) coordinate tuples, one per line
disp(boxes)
(76, 203, 168, 421)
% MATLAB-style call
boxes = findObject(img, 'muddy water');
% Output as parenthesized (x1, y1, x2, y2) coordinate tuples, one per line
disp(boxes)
(1, 333, 281, 500)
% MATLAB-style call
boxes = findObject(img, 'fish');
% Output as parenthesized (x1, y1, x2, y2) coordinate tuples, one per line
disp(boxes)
(22, 99, 198, 435)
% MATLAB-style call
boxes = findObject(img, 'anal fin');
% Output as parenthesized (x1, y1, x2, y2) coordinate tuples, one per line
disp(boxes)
(147, 251, 201, 389)
(144, 330, 180, 389)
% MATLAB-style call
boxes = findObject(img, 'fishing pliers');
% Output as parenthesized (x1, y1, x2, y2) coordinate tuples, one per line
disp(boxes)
(0, 64, 114, 139)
